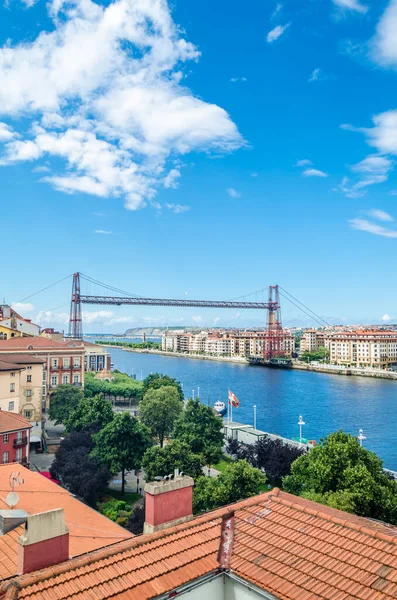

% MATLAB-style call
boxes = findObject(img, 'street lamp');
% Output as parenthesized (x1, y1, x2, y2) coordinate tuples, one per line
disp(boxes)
(192, 389, 195, 401)
(253, 405, 257, 430)
(298, 415, 305, 443)
(358, 428, 366, 447)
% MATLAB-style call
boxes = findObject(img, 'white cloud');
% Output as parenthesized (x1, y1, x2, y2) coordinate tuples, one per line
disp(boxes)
(213, 317, 220, 325)
(163, 168, 181, 189)
(266, 23, 290, 43)
(226, 187, 241, 198)
(165, 203, 190, 214)
(363, 111, 397, 155)
(371, 0, 397, 67)
(192, 316, 202, 322)
(230, 77, 247, 83)
(308, 68, 321, 82)
(32, 165, 51, 173)
(332, 0, 368, 13)
(0, 0, 244, 211)
(368, 209, 394, 222)
(0, 123, 17, 142)
(93, 211, 105, 216)
(272, 3, 283, 19)
(302, 168, 328, 177)
(11, 302, 34, 313)
(95, 229, 112, 234)
(294, 159, 312, 167)
(338, 154, 393, 197)
(350, 218, 397, 237)
(382, 313, 393, 321)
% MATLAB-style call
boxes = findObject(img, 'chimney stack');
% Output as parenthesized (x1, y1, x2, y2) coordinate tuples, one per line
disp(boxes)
(0, 510, 28, 535)
(144, 475, 194, 534)
(18, 508, 69, 574)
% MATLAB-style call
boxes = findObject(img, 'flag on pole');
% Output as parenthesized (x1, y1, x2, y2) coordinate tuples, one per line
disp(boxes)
(228, 390, 240, 408)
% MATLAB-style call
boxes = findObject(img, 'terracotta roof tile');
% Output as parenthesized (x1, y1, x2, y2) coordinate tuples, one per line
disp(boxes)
(0, 464, 131, 582)
(0, 413, 31, 434)
(3, 489, 397, 600)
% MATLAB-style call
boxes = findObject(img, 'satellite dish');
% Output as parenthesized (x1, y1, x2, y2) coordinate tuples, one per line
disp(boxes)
(5, 492, 19, 508)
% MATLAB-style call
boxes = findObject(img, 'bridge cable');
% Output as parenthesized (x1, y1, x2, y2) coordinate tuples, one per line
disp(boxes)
(278, 291, 328, 328)
(79, 273, 146, 299)
(13, 274, 73, 306)
(278, 286, 330, 326)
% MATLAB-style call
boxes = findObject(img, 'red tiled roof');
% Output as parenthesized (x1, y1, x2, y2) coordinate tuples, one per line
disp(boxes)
(0, 412, 31, 434)
(0, 338, 85, 351)
(0, 354, 45, 366)
(0, 360, 23, 372)
(3, 489, 397, 599)
(0, 464, 132, 582)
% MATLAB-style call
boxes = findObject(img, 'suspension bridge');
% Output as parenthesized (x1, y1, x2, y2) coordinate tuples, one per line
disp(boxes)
(14, 272, 329, 341)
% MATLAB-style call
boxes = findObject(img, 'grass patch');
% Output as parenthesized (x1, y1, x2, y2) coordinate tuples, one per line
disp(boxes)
(212, 455, 233, 473)
(103, 488, 141, 504)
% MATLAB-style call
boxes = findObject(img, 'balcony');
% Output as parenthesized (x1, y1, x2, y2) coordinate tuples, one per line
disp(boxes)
(51, 364, 60, 371)
(14, 437, 28, 448)
(73, 381, 82, 387)
(62, 364, 71, 370)
(72, 364, 81, 370)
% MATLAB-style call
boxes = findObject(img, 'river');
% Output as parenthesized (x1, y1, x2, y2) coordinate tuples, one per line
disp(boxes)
(106, 345, 397, 470)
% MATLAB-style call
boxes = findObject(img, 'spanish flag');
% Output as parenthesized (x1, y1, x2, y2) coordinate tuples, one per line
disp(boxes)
(228, 390, 240, 408)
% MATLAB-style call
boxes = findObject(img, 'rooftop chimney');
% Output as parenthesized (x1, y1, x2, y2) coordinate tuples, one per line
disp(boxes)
(18, 508, 69, 574)
(0, 510, 28, 535)
(144, 475, 194, 534)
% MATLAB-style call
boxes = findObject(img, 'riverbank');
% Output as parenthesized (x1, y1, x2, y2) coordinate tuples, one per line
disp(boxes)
(102, 344, 397, 380)
(102, 344, 248, 364)
(293, 362, 397, 381)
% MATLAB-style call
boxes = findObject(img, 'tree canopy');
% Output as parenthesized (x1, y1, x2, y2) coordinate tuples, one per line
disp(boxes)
(64, 394, 114, 434)
(283, 430, 397, 524)
(143, 373, 184, 402)
(139, 386, 183, 447)
(173, 399, 224, 464)
(91, 412, 152, 494)
(142, 440, 203, 482)
(227, 435, 305, 486)
(300, 346, 330, 363)
(48, 385, 84, 425)
(193, 460, 266, 514)
(84, 371, 143, 401)
(50, 429, 111, 506)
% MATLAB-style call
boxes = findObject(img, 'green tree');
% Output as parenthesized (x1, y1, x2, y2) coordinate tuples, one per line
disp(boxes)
(142, 440, 203, 482)
(139, 386, 183, 447)
(193, 460, 266, 514)
(65, 394, 114, 433)
(91, 412, 152, 495)
(173, 399, 224, 464)
(283, 430, 397, 524)
(48, 385, 84, 425)
(143, 373, 184, 402)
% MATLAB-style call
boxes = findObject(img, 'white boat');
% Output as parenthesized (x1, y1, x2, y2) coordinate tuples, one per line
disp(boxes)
(214, 401, 227, 417)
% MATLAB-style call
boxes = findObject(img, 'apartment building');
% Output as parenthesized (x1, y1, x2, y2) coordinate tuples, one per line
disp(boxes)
(64, 340, 111, 372)
(231, 330, 295, 358)
(299, 330, 326, 354)
(0, 338, 85, 410)
(0, 411, 31, 467)
(324, 330, 397, 368)
(0, 305, 40, 339)
(0, 355, 44, 421)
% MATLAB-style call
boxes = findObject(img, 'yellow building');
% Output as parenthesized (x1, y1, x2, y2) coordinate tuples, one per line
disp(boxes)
(0, 354, 44, 422)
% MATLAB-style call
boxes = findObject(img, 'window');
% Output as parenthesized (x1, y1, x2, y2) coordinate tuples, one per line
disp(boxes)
(74, 358, 80, 367)
(52, 359, 58, 368)
(27, 375, 32, 382)
(3, 434, 9, 443)
(7, 402, 14, 411)
(10, 383, 15, 393)
(26, 366, 32, 370)
(16, 448, 22, 461)
(62, 375, 69, 384)
(24, 411, 32, 419)
(73, 374, 80, 383)
(10, 372, 15, 377)
(2, 452, 9, 464)
(16, 430, 22, 441)
(63, 358, 69, 368)
(51, 375, 58, 387)
(26, 389, 32, 397)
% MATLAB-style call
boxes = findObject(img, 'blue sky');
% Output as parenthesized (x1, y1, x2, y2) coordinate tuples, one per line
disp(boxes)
(3, 0, 397, 331)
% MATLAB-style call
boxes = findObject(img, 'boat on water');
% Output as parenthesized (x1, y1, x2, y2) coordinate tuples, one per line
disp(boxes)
(247, 357, 293, 369)
(214, 400, 227, 417)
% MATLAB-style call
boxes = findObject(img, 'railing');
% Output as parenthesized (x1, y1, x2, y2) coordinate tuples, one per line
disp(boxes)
(14, 437, 28, 448)
(62, 364, 71, 370)
(73, 382, 82, 387)
(72, 364, 81, 370)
